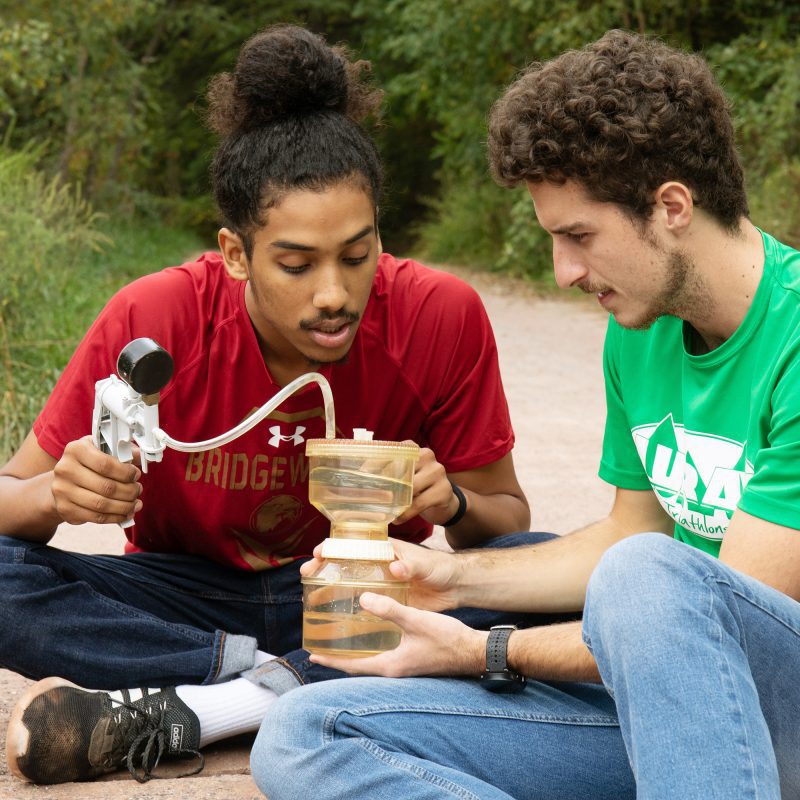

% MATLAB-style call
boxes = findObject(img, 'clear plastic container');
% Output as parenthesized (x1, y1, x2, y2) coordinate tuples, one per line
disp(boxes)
(302, 437, 419, 657)
(302, 558, 409, 657)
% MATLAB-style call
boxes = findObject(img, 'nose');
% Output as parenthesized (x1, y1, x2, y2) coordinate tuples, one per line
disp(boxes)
(552, 239, 588, 289)
(312, 264, 349, 312)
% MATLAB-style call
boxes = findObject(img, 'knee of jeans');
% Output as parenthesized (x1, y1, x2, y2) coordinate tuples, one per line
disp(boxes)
(250, 685, 332, 796)
(584, 533, 690, 646)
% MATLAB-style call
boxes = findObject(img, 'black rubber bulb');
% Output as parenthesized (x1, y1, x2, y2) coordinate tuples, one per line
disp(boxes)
(116, 338, 174, 395)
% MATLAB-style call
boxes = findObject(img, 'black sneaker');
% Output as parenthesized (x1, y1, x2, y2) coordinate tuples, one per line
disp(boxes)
(5, 677, 204, 784)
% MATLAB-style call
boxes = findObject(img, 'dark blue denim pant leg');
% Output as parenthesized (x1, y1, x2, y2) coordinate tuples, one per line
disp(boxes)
(0, 535, 308, 689)
(248, 531, 576, 693)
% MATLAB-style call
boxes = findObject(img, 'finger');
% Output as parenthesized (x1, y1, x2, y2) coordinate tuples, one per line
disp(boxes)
(68, 436, 143, 483)
(308, 652, 388, 675)
(299, 557, 323, 577)
(55, 494, 143, 526)
(55, 464, 142, 504)
(387, 539, 432, 579)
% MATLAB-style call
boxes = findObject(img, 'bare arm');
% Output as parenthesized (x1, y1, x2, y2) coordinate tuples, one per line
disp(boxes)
(719, 509, 800, 600)
(403, 486, 673, 613)
(393, 450, 530, 549)
(0, 430, 142, 542)
(307, 486, 671, 680)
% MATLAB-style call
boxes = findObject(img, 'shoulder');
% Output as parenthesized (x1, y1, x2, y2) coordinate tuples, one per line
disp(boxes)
(111, 252, 231, 310)
(369, 253, 488, 332)
(374, 252, 482, 301)
(86, 252, 241, 375)
(762, 230, 800, 297)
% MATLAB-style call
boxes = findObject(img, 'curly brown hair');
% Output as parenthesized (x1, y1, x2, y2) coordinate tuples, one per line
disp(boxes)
(487, 30, 748, 230)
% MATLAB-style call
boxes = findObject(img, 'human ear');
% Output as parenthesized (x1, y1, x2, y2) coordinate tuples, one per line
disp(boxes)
(653, 182, 693, 234)
(218, 228, 249, 281)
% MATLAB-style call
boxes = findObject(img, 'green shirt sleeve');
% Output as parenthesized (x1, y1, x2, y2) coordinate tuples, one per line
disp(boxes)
(738, 347, 800, 528)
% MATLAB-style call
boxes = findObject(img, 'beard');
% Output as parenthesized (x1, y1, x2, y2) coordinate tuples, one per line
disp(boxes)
(625, 247, 713, 332)
(303, 351, 351, 369)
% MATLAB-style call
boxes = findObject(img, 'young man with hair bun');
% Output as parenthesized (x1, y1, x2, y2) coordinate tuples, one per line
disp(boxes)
(0, 24, 537, 785)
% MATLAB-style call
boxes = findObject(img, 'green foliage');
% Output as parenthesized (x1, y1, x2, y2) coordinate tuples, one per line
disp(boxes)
(0, 143, 203, 459)
(1, 0, 799, 293)
(497, 189, 555, 281)
(414, 180, 513, 269)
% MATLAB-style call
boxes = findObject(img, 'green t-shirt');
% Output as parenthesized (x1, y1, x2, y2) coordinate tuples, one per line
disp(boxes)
(599, 230, 800, 556)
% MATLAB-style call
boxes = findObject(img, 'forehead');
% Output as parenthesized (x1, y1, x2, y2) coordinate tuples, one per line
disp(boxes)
(258, 184, 376, 243)
(526, 179, 623, 232)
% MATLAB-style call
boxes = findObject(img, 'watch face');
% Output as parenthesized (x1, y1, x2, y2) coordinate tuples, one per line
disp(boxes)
(479, 672, 527, 693)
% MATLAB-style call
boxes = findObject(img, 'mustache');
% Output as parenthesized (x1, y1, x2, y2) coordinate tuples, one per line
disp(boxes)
(299, 310, 360, 330)
(576, 281, 610, 295)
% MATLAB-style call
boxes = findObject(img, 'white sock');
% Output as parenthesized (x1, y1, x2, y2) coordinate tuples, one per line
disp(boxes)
(254, 650, 277, 666)
(176, 677, 277, 747)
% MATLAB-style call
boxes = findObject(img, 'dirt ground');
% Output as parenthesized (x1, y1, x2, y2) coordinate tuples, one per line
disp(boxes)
(0, 264, 612, 799)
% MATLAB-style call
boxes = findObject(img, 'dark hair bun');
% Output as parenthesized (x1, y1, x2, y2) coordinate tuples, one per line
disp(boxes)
(208, 25, 379, 137)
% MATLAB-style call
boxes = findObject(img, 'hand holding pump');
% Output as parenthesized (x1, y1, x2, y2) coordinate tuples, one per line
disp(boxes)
(93, 339, 413, 655)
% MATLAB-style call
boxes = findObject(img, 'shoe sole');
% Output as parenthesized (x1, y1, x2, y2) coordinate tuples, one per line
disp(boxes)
(5, 676, 79, 782)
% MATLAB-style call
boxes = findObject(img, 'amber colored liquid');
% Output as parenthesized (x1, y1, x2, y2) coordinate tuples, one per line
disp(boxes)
(302, 579, 407, 657)
(302, 611, 402, 657)
(308, 468, 412, 523)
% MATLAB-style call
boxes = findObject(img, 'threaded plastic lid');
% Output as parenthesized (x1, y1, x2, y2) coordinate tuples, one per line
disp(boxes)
(306, 438, 420, 459)
(320, 538, 396, 561)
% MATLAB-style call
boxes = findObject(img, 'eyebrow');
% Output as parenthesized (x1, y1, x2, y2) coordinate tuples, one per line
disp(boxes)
(550, 222, 590, 235)
(270, 225, 375, 251)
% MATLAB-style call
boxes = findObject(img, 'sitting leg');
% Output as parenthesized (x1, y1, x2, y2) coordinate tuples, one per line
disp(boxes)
(584, 533, 800, 799)
(251, 675, 634, 800)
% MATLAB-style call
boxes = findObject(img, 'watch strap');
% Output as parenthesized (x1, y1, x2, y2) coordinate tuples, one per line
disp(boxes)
(485, 626, 515, 672)
(442, 481, 467, 527)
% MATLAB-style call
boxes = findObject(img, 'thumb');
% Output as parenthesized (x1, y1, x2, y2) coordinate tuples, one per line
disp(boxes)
(358, 592, 407, 623)
(389, 539, 429, 581)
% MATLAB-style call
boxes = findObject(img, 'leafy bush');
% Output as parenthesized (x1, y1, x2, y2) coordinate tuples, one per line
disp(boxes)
(0, 145, 204, 461)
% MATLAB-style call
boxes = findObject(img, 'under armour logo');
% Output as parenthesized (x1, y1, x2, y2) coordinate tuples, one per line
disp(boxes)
(268, 425, 306, 448)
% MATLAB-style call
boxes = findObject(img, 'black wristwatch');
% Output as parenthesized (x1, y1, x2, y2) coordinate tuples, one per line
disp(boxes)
(479, 625, 526, 693)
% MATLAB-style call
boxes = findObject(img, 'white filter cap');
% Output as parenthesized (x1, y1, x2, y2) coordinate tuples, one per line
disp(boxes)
(352, 428, 374, 441)
(321, 538, 395, 561)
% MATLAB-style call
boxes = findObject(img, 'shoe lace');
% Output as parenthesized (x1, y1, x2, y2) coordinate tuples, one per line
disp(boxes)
(106, 696, 205, 783)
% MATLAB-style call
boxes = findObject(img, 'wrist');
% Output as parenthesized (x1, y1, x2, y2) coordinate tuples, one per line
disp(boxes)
(442, 481, 468, 528)
(464, 628, 490, 676)
(40, 473, 62, 526)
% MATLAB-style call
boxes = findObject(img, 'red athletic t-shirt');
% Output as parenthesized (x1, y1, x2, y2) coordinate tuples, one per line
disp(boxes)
(34, 252, 514, 569)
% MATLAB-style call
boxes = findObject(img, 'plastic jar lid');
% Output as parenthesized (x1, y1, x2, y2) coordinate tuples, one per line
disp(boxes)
(320, 538, 396, 561)
(306, 438, 420, 460)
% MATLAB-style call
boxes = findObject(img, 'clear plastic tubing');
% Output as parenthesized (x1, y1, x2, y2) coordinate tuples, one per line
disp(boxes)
(154, 372, 335, 452)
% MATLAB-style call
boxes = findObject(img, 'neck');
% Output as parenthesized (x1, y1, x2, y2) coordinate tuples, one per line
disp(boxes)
(681, 218, 764, 350)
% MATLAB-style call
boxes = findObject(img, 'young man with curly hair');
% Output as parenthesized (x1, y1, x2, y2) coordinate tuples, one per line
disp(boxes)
(250, 30, 800, 800)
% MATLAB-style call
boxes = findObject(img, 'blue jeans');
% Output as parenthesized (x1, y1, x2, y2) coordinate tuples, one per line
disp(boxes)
(0, 531, 566, 691)
(251, 534, 800, 800)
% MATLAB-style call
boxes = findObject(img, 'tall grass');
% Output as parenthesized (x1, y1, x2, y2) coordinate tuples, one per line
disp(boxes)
(0, 146, 205, 461)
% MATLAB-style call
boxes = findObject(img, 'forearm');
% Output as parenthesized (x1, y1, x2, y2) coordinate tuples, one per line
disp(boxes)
(508, 621, 600, 682)
(451, 517, 631, 613)
(0, 473, 60, 542)
(446, 620, 598, 683)
(445, 486, 530, 549)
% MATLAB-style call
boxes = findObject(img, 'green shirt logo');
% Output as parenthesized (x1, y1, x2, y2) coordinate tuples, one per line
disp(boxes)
(632, 415, 754, 541)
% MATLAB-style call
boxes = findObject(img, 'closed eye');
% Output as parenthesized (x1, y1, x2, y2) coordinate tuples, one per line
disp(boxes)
(279, 263, 309, 274)
(343, 255, 369, 266)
